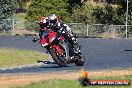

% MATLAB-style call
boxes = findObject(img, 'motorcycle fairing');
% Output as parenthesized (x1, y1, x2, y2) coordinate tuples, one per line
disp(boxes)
(48, 31, 57, 43)
(40, 37, 48, 45)
(51, 45, 63, 55)
(59, 41, 70, 60)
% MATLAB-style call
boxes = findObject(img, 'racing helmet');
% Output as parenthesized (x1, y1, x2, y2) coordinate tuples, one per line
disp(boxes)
(48, 14, 59, 23)
(39, 17, 49, 28)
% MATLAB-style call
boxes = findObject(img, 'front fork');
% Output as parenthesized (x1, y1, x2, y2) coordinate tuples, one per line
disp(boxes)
(51, 45, 63, 55)
(51, 45, 67, 62)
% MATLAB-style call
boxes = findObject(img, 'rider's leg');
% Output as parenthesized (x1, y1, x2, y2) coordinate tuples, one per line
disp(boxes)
(63, 33, 81, 55)
(68, 33, 81, 54)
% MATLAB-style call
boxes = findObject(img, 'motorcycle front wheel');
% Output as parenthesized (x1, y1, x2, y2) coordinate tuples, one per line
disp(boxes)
(49, 48, 67, 67)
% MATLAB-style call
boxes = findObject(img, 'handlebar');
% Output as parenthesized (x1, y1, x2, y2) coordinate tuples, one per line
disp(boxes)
(32, 27, 65, 43)
(32, 38, 40, 42)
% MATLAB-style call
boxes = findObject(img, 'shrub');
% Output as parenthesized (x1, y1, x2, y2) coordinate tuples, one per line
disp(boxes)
(71, 4, 95, 24)
(26, 0, 71, 22)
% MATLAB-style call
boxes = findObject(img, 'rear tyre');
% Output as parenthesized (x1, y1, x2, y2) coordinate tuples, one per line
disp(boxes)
(50, 48, 67, 67)
(75, 57, 85, 66)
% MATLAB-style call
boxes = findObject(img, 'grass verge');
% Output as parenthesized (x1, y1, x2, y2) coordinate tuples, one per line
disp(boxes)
(0, 70, 131, 88)
(12, 75, 132, 88)
(0, 48, 49, 67)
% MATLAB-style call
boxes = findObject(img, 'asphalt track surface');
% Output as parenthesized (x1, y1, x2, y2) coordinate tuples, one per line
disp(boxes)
(0, 35, 132, 74)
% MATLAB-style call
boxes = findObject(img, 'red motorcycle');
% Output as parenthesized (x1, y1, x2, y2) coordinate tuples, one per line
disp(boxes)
(33, 28, 85, 67)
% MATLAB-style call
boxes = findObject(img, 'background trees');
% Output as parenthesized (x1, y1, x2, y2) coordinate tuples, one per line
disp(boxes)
(26, 0, 71, 22)
(71, 4, 95, 23)
(25, 0, 132, 25)
(0, 0, 16, 19)
(1, 0, 132, 25)
(92, 0, 132, 25)
(16, 0, 30, 13)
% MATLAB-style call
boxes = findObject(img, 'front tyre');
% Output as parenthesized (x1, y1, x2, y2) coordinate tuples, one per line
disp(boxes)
(49, 48, 67, 67)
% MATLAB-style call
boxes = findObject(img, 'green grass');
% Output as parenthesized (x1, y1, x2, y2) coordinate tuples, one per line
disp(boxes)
(12, 76, 132, 88)
(0, 48, 49, 67)
(15, 13, 26, 30)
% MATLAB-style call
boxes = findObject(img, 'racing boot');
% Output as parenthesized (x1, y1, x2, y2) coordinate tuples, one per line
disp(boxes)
(69, 36, 81, 62)
(71, 36, 81, 54)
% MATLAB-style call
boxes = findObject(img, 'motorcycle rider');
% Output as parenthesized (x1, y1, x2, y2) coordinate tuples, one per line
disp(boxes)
(34, 14, 81, 62)
(48, 14, 81, 60)
(38, 17, 50, 47)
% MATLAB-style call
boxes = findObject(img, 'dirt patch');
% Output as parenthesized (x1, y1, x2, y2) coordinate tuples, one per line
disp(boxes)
(0, 69, 132, 88)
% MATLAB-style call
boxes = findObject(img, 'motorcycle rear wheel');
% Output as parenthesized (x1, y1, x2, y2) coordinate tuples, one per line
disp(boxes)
(50, 48, 67, 67)
(74, 57, 85, 66)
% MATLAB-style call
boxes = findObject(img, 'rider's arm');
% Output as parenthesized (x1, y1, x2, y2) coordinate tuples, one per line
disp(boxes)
(52, 23, 60, 32)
